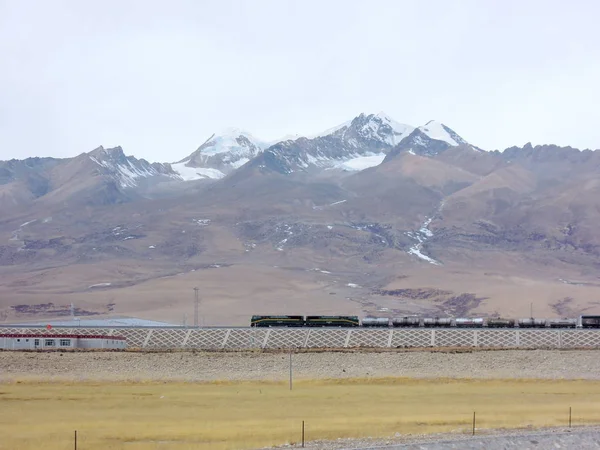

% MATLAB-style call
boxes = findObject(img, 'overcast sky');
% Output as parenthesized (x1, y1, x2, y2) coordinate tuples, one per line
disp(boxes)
(1, 0, 599, 162)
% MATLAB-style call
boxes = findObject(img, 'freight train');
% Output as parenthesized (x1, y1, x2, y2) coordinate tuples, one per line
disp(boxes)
(250, 315, 600, 328)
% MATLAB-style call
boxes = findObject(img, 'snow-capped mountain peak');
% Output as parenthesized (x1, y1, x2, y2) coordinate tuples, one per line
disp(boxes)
(418, 120, 467, 146)
(310, 112, 414, 147)
(181, 128, 265, 160)
(383, 121, 470, 162)
(243, 113, 417, 176)
(170, 129, 266, 181)
(358, 112, 415, 146)
(157, 115, 471, 181)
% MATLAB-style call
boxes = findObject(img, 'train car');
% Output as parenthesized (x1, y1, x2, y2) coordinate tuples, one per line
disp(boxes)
(454, 318, 484, 328)
(580, 315, 600, 328)
(392, 317, 421, 327)
(548, 318, 577, 329)
(361, 317, 390, 327)
(487, 318, 516, 328)
(423, 317, 452, 328)
(305, 315, 360, 327)
(518, 318, 547, 328)
(250, 315, 304, 327)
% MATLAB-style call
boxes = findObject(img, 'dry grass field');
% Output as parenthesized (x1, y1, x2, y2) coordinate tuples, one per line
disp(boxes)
(2, 378, 600, 450)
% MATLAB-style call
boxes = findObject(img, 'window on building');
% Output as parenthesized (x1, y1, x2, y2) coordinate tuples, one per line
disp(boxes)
(34, 339, 39, 346)
(60, 339, 71, 347)
(16, 338, 20, 342)
(44, 339, 55, 347)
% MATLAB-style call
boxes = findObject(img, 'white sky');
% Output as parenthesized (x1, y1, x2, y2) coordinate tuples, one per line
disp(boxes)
(1, 0, 599, 162)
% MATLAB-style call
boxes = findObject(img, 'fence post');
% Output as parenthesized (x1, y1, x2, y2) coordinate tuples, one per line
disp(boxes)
(302, 420, 305, 447)
(472, 412, 476, 436)
(74, 430, 77, 450)
(569, 406, 572, 428)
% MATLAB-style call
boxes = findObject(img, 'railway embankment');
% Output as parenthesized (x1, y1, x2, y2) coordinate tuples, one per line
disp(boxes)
(1, 348, 600, 381)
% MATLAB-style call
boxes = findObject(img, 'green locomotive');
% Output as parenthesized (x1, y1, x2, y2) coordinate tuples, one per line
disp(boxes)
(250, 315, 359, 327)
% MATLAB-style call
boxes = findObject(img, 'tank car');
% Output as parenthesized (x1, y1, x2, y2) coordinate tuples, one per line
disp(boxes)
(518, 318, 547, 328)
(487, 318, 516, 328)
(580, 315, 600, 328)
(361, 317, 390, 327)
(548, 318, 577, 328)
(391, 316, 421, 327)
(423, 317, 452, 327)
(454, 318, 484, 328)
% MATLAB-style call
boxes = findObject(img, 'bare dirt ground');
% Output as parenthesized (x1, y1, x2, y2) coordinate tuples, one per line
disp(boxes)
(2, 256, 600, 326)
(1, 348, 599, 382)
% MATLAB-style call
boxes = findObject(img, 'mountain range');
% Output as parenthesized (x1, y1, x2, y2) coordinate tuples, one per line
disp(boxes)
(2, 112, 600, 326)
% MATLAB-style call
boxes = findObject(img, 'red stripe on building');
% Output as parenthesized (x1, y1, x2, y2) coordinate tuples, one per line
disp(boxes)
(0, 334, 126, 340)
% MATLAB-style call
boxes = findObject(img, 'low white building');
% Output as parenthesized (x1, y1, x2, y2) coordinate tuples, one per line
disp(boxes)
(0, 334, 127, 350)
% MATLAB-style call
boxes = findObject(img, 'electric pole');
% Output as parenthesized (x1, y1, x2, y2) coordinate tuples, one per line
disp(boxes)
(530, 302, 533, 319)
(193, 287, 200, 328)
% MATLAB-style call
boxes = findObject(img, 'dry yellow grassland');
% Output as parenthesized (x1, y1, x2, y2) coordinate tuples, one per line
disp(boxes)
(1, 378, 600, 450)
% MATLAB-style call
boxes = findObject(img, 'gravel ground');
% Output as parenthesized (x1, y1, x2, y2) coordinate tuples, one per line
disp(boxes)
(259, 426, 600, 449)
(1, 349, 600, 381)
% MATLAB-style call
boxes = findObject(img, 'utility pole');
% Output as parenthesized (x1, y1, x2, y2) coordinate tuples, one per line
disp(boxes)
(193, 287, 200, 328)
(530, 302, 533, 319)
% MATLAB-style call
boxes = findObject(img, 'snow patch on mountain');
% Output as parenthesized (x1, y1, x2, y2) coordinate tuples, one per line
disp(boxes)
(406, 217, 440, 265)
(230, 158, 250, 169)
(336, 153, 386, 171)
(170, 162, 225, 180)
(419, 121, 467, 146)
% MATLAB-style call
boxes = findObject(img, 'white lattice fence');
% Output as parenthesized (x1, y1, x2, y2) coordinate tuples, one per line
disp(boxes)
(518, 330, 560, 348)
(113, 328, 152, 348)
(185, 329, 229, 349)
(561, 330, 600, 348)
(476, 330, 518, 347)
(3, 327, 600, 349)
(435, 329, 475, 347)
(264, 329, 309, 349)
(391, 329, 432, 348)
(145, 329, 188, 349)
(224, 329, 268, 349)
(348, 329, 391, 348)
(305, 329, 349, 348)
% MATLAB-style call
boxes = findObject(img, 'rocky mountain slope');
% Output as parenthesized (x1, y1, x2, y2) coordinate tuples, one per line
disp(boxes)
(0, 146, 180, 213)
(1, 113, 600, 325)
